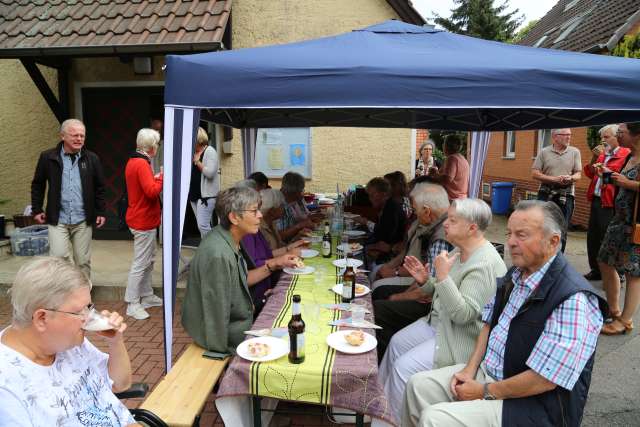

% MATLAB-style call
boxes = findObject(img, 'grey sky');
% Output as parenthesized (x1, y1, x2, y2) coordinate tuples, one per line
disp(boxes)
(412, 0, 559, 28)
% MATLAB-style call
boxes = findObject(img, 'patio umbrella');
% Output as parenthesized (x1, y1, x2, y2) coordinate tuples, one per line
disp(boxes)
(160, 20, 640, 371)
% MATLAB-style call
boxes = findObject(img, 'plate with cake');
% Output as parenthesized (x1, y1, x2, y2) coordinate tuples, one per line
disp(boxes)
(326, 330, 377, 354)
(236, 336, 289, 362)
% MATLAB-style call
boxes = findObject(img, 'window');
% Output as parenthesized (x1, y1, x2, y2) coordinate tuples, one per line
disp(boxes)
(533, 35, 548, 48)
(535, 129, 552, 156)
(553, 17, 583, 44)
(504, 131, 516, 158)
(564, 0, 580, 11)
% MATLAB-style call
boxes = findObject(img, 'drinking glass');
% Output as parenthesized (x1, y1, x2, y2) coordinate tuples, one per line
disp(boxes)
(302, 303, 320, 333)
(82, 308, 114, 332)
(350, 305, 366, 325)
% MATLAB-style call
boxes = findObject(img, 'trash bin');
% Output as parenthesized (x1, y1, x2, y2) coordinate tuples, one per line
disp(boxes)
(491, 182, 514, 215)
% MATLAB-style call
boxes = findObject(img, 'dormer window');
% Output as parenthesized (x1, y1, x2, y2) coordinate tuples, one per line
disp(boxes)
(564, 0, 580, 12)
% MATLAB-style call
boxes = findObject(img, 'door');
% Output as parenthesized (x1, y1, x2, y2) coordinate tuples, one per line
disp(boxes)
(82, 86, 163, 239)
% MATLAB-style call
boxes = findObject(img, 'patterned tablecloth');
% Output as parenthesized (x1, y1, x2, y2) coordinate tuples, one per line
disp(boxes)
(217, 253, 397, 426)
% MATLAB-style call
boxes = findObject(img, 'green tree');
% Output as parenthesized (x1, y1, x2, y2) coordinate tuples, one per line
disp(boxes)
(512, 19, 539, 44)
(433, 0, 524, 42)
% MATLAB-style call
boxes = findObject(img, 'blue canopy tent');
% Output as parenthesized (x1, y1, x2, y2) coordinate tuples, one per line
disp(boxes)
(160, 20, 640, 371)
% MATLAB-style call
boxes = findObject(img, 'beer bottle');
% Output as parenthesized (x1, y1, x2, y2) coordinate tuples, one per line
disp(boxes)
(342, 266, 356, 303)
(321, 221, 332, 258)
(288, 295, 305, 364)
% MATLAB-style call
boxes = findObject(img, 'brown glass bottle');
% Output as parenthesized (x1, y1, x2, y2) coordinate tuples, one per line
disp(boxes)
(288, 294, 306, 364)
(342, 266, 356, 303)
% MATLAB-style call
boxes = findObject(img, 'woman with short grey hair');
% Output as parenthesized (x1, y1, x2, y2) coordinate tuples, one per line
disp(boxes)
(182, 186, 298, 353)
(378, 198, 506, 419)
(0, 257, 136, 426)
(415, 139, 441, 177)
(124, 127, 164, 320)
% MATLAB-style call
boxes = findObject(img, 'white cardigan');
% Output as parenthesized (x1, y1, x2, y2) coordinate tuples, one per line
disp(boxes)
(200, 145, 220, 198)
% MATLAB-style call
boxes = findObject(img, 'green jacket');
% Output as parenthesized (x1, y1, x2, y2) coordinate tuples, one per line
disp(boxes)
(181, 226, 253, 354)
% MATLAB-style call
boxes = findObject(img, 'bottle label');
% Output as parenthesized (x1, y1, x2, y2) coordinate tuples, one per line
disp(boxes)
(321, 240, 331, 255)
(342, 282, 353, 299)
(296, 334, 305, 358)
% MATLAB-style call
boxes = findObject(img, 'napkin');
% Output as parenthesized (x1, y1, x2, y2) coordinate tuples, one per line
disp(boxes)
(244, 327, 288, 338)
(329, 318, 381, 329)
(322, 303, 371, 313)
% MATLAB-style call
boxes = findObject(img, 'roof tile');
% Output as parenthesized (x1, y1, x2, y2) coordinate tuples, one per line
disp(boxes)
(0, 0, 231, 55)
(519, 0, 640, 52)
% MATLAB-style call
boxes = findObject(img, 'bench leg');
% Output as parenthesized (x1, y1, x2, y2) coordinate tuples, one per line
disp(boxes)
(193, 414, 200, 427)
(252, 396, 262, 427)
(355, 413, 364, 427)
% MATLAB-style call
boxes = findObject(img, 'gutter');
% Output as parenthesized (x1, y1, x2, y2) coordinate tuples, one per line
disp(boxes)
(0, 42, 222, 59)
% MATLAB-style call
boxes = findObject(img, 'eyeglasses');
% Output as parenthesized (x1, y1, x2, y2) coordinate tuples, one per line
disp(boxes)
(555, 133, 572, 137)
(43, 303, 94, 319)
(240, 208, 261, 216)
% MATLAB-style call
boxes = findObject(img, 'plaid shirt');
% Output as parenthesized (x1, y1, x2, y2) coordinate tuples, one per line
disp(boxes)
(426, 239, 453, 277)
(481, 256, 603, 390)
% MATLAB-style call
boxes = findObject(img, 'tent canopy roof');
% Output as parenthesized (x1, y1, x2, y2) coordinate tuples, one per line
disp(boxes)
(165, 20, 640, 131)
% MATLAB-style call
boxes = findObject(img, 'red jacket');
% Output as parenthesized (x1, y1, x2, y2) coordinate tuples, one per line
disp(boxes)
(583, 146, 630, 208)
(125, 153, 163, 230)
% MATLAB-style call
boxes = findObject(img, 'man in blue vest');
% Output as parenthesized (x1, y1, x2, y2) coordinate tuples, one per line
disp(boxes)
(402, 200, 606, 427)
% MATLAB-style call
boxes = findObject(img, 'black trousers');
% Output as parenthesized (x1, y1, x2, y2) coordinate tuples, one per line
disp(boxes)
(372, 285, 431, 361)
(537, 192, 574, 253)
(587, 196, 614, 274)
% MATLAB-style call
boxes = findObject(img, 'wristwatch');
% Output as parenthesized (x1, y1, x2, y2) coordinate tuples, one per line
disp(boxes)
(483, 383, 497, 400)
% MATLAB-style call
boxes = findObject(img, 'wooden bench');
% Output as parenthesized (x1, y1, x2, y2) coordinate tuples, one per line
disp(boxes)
(139, 343, 229, 427)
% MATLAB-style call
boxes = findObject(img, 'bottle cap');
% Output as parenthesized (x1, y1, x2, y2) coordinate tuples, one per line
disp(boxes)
(292, 294, 301, 303)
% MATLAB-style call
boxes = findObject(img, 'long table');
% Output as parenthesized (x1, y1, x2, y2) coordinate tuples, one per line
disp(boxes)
(216, 248, 397, 426)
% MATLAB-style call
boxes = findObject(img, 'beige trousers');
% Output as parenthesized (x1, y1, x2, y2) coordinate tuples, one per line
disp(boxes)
(402, 363, 502, 427)
(48, 222, 92, 279)
(125, 228, 157, 303)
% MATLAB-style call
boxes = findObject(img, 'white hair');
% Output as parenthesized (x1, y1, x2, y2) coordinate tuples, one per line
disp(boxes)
(136, 128, 160, 153)
(60, 118, 85, 135)
(599, 124, 619, 137)
(10, 257, 91, 328)
(451, 198, 492, 232)
(234, 179, 257, 190)
(410, 182, 450, 212)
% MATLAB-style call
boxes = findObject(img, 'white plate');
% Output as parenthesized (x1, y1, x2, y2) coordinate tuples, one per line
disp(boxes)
(283, 266, 316, 275)
(343, 230, 366, 237)
(332, 258, 363, 269)
(343, 213, 360, 219)
(331, 283, 370, 298)
(300, 249, 319, 258)
(318, 198, 335, 205)
(236, 336, 289, 362)
(326, 330, 377, 354)
(336, 243, 363, 254)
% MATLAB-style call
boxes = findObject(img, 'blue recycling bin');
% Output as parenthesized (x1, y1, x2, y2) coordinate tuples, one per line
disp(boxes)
(491, 182, 514, 215)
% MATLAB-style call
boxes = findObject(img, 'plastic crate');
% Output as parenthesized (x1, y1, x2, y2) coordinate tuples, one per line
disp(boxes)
(10, 225, 49, 256)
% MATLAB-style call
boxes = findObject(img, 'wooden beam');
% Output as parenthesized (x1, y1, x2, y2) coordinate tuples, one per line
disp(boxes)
(20, 58, 64, 123)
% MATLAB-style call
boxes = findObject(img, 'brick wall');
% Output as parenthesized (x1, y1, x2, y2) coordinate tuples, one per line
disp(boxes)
(481, 128, 593, 227)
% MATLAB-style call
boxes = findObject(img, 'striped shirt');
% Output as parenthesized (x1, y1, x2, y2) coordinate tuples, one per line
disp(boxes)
(426, 239, 453, 277)
(482, 256, 603, 390)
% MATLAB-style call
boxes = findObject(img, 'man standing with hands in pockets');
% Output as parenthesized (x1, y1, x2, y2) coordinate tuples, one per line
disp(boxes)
(31, 119, 106, 279)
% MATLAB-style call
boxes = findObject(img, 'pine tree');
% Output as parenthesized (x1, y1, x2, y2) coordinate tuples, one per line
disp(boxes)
(433, 0, 523, 42)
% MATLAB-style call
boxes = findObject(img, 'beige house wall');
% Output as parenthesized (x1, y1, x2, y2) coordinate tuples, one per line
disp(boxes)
(221, 0, 413, 191)
(0, 60, 59, 216)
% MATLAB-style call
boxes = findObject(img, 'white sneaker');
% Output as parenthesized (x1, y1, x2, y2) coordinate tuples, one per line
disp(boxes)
(141, 294, 163, 309)
(126, 303, 150, 320)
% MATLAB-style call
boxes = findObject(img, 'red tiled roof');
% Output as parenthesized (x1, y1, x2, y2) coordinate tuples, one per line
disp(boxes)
(0, 0, 232, 57)
(518, 0, 640, 52)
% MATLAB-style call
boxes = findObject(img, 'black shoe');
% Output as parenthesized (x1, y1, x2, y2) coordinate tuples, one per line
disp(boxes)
(584, 271, 602, 281)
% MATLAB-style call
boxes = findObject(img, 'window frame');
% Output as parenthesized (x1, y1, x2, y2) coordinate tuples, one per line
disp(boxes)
(503, 131, 516, 159)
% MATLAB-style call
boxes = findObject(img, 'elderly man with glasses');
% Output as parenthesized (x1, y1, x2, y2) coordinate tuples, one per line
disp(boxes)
(531, 128, 582, 252)
(0, 257, 138, 426)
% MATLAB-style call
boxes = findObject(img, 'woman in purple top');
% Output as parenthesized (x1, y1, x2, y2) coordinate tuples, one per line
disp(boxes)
(238, 180, 307, 316)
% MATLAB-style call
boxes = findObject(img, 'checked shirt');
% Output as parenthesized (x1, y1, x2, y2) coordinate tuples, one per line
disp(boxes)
(481, 256, 603, 390)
